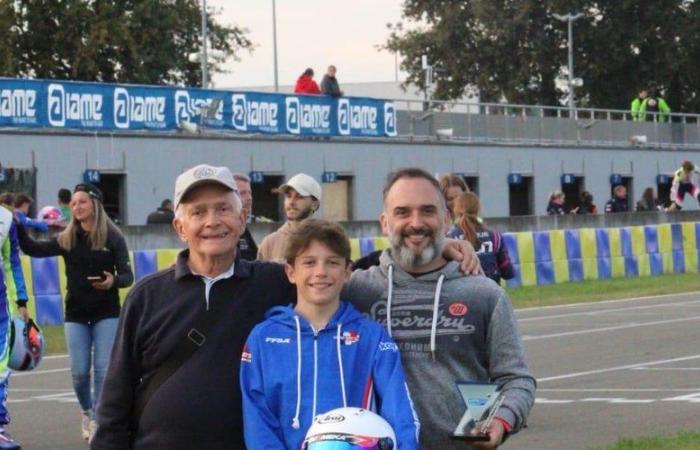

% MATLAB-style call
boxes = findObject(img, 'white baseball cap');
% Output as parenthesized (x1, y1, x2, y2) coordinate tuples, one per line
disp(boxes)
(279, 173, 322, 201)
(174, 164, 237, 208)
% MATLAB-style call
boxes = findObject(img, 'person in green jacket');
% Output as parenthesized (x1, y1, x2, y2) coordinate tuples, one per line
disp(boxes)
(640, 90, 671, 122)
(630, 89, 648, 121)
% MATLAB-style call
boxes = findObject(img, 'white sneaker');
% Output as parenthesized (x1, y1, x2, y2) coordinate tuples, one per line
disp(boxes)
(81, 410, 92, 441)
(88, 420, 98, 444)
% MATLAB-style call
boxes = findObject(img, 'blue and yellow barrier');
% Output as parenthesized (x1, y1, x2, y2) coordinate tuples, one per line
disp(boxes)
(11, 222, 700, 325)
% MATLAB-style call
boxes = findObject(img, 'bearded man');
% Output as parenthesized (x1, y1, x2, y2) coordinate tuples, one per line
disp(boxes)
(343, 168, 536, 450)
(257, 173, 322, 262)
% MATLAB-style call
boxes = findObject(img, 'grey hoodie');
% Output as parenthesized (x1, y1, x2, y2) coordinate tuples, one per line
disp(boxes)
(344, 250, 536, 450)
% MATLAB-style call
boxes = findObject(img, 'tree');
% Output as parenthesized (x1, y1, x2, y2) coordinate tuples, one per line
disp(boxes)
(386, 0, 700, 112)
(1, 0, 252, 87)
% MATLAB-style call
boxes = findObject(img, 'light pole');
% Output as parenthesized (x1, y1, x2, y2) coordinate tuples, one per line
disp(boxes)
(553, 12, 583, 114)
(201, 0, 209, 88)
(272, 0, 279, 92)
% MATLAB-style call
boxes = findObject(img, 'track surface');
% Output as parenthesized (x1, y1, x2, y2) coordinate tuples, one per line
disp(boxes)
(8, 291, 700, 449)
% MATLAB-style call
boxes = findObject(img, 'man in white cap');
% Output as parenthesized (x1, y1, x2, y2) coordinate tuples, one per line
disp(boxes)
(92, 164, 295, 450)
(257, 173, 322, 262)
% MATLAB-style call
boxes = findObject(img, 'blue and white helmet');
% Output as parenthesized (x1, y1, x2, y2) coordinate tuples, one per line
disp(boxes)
(9, 317, 45, 371)
(302, 407, 396, 450)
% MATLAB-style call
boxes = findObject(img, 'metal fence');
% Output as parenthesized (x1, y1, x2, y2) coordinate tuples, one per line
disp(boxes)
(393, 99, 700, 149)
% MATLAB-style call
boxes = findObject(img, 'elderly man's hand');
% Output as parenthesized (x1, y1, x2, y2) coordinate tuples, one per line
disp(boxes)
(442, 239, 482, 275)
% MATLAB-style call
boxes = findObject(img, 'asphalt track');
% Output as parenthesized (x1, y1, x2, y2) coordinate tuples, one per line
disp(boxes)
(7, 291, 700, 450)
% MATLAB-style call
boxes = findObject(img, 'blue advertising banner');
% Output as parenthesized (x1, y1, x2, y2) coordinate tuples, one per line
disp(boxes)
(0, 78, 397, 137)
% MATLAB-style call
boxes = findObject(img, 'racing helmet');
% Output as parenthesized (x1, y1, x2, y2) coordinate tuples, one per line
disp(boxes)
(302, 407, 396, 450)
(9, 317, 45, 371)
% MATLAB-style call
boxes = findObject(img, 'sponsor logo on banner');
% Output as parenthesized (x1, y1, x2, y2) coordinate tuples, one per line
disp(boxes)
(0, 88, 37, 124)
(286, 97, 331, 134)
(350, 104, 378, 135)
(285, 96, 300, 134)
(175, 90, 223, 126)
(384, 102, 397, 136)
(47, 83, 104, 128)
(114, 87, 166, 129)
(232, 93, 279, 132)
(337, 98, 350, 135)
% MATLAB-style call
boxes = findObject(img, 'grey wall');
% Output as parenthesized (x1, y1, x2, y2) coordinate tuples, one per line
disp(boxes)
(1, 130, 699, 224)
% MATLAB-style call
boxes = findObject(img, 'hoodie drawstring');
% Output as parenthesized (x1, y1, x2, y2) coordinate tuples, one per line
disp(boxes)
(291, 316, 302, 429)
(386, 264, 394, 337)
(430, 274, 446, 361)
(336, 324, 348, 407)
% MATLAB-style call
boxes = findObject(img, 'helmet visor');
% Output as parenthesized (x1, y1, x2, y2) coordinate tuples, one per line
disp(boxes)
(305, 434, 393, 450)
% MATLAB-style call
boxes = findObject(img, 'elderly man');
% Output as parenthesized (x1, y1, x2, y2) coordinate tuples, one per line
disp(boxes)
(257, 173, 322, 262)
(343, 168, 536, 450)
(92, 165, 293, 449)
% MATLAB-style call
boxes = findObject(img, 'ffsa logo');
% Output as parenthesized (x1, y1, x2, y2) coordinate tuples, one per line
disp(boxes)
(47, 84, 103, 127)
(175, 90, 223, 124)
(384, 102, 397, 136)
(0, 89, 37, 123)
(114, 87, 166, 129)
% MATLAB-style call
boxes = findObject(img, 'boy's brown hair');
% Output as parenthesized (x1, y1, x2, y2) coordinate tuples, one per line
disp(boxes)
(284, 219, 351, 264)
(682, 161, 695, 172)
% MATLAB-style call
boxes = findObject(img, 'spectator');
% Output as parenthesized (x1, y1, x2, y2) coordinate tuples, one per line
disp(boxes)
(605, 185, 629, 213)
(58, 188, 73, 223)
(293, 68, 321, 95)
(146, 199, 175, 224)
(0, 193, 14, 210)
(636, 187, 661, 212)
(439, 174, 469, 222)
(233, 173, 258, 261)
(14, 193, 49, 232)
(17, 183, 133, 443)
(343, 168, 535, 450)
(546, 191, 567, 215)
(630, 89, 648, 121)
(666, 161, 700, 211)
(448, 192, 514, 284)
(320, 65, 343, 97)
(93, 165, 295, 449)
(640, 89, 671, 122)
(257, 173, 322, 262)
(240, 219, 419, 450)
(578, 191, 597, 214)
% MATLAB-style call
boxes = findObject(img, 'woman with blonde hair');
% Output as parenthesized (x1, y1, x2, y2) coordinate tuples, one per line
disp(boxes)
(16, 183, 133, 442)
(448, 192, 514, 284)
(439, 173, 469, 221)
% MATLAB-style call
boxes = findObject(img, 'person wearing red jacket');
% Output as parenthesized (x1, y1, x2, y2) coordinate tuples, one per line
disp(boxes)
(293, 68, 321, 94)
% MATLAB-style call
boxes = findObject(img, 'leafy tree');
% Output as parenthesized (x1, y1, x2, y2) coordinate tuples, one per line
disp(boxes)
(2, 0, 251, 87)
(387, 0, 700, 112)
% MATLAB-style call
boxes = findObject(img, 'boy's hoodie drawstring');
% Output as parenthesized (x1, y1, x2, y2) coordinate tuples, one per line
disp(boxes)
(386, 264, 446, 360)
(291, 316, 348, 429)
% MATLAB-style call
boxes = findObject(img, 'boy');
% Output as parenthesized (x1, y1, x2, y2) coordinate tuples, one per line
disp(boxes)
(240, 219, 419, 450)
(667, 161, 700, 211)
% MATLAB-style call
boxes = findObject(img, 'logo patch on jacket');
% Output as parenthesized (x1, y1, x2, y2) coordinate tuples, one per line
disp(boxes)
(241, 344, 252, 363)
(448, 302, 468, 317)
(340, 331, 360, 345)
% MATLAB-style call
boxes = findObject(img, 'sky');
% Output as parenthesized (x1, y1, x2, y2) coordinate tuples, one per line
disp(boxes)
(207, 1, 407, 88)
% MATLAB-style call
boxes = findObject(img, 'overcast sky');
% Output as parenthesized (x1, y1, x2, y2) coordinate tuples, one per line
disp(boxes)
(207, 1, 407, 88)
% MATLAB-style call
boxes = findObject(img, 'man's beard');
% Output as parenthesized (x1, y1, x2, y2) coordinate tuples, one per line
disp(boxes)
(288, 205, 315, 222)
(388, 226, 444, 270)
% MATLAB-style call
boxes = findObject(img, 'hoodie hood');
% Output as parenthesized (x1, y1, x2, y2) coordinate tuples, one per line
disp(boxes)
(264, 301, 366, 331)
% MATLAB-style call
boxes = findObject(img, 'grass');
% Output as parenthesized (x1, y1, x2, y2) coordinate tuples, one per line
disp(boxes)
(594, 430, 700, 450)
(507, 272, 700, 309)
(38, 273, 700, 355)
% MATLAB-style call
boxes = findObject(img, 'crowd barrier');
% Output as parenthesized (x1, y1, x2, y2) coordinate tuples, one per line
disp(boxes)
(13, 222, 700, 325)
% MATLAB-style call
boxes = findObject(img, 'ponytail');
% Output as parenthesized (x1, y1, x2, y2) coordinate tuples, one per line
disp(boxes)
(454, 192, 481, 248)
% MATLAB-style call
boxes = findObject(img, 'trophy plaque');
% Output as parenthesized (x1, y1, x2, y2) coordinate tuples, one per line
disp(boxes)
(451, 382, 503, 442)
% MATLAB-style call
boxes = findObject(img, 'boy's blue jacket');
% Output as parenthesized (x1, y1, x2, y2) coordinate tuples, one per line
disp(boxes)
(240, 301, 419, 450)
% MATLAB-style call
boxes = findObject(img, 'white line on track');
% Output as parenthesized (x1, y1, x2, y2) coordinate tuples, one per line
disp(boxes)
(42, 354, 69, 360)
(518, 299, 700, 323)
(11, 368, 70, 377)
(522, 314, 700, 341)
(631, 367, 700, 371)
(539, 388, 700, 392)
(515, 290, 700, 313)
(538, 354, 700, 382)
